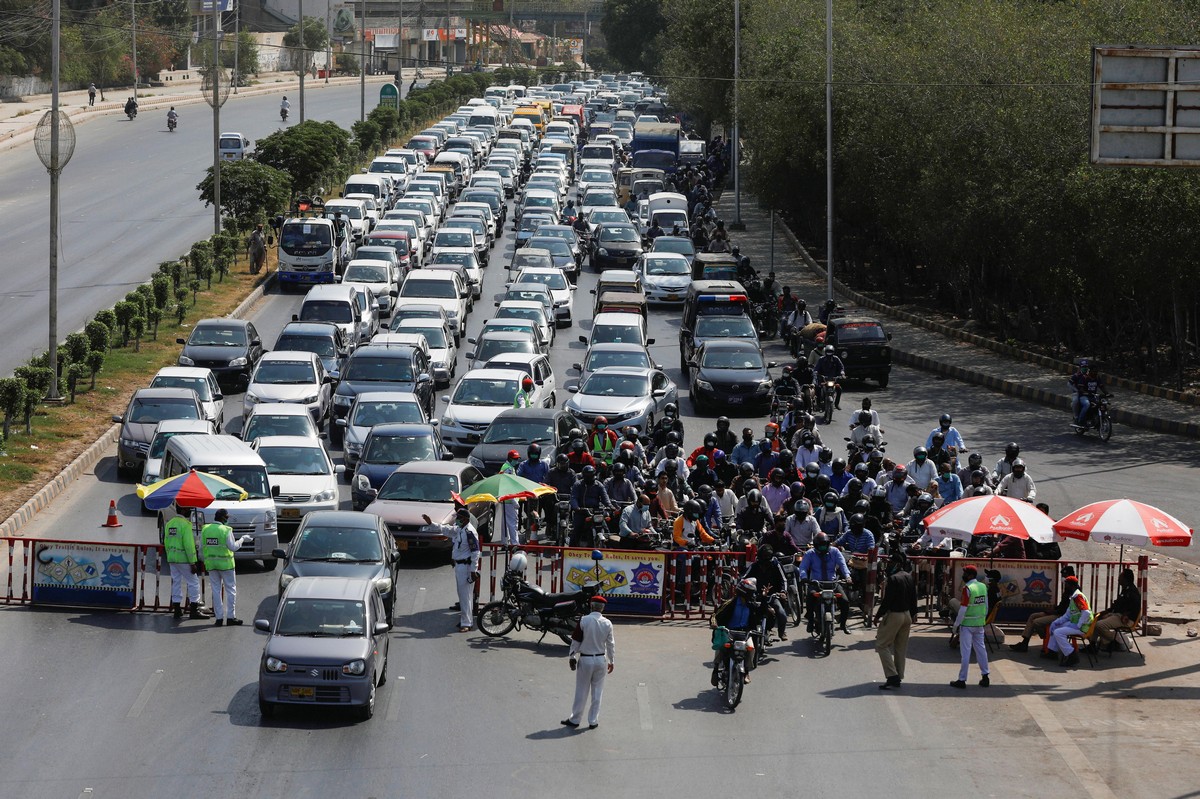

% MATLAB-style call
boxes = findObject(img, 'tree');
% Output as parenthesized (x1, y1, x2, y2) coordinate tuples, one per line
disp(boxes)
(253, 120, 352, 196)
(601, 0, 665, 74)
(86, 351, 104, 390)
(0, 377, 22, 440)
(284, 17, 330, 76)
(351, 119, 381, 156)
(113, 300, 137, 346)
(85, 320, 109, 353)
(64, 332, 90, 366)
(197, 159, 292, 232)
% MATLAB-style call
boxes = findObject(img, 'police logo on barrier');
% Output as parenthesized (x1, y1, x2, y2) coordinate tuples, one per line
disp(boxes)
(628, 562, 662, 595)
(101, 554, 131, 588)
(1023, 571, 1053, 604)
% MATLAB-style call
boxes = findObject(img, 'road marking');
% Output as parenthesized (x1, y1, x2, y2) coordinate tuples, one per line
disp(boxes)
(411, 586, 426, 614)
(385, 675, 405, 722)
(77, 790, 93, 799)
(993, 660, 1118, 799)
(636, 682, 652, 730)
(883, 694, 913, 737)
(126, 669, 164, 719)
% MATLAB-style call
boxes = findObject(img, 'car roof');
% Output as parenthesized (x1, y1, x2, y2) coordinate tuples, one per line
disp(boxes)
(585, 342, 649, 353)
(513, 267, 564, 278)
(280, 321, 339, 337)
(352, 344, 418, 358)
(516, 248, 553, 257)
(461, 368, 527, 381)
(194, 317, 250, 330)
(132, 387, 198, 399)
(490, 407, 564, 423)
(700, 338, 761, 351)
(477, 330, 535, 341)
(508, 282, 552, 294)
(593, 312, 644, 324)
(298, 510, 381, 529)
(587, 366, 652, 377)
(368, 422, 438, 435)
(154, 366, 213, 379)
(281, 575, 375, 601)
(354, 391, 420, 404)
(484, 351, 543, 366)
(254, 435, 325, 449)
(259, 350, 318, 364)
(247, 403, 312, 416)
(392, 460, 467, 476)
(154, 419, 213, 433)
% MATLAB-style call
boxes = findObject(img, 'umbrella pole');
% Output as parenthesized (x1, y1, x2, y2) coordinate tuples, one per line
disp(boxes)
(1118, 544, 1124, 567)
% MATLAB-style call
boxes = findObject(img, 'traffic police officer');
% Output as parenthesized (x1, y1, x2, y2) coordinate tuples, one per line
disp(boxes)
(162, 505, 212, 620)
(201, 508, 252, 626)
(423, 508, 480, 632)
(563, 594, 615, 729)
(950, 564, 990, 689)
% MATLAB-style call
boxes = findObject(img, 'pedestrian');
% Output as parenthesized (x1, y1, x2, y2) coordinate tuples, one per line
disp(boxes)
(875, 551, 917, 690)
(423, 508, 479, 632)
(562, 594, 615, 730)
(248, 223, 267, 275)
(201, 508, 253, 626)
(87, 82, 97, 106)
(496, 450, 522, 547)
(162, 505, 214, 620)
(950, 564, 989, 689)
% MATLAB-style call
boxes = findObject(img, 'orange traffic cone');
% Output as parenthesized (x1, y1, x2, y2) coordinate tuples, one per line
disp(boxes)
(102, 499, 122, 528)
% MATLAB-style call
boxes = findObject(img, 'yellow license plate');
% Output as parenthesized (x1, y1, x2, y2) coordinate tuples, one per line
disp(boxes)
(280, 508, 301, 518)
(397, 540, 409, 550)
(289, 686, 314, 698)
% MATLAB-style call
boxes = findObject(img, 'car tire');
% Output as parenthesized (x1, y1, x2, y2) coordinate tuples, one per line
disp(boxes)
(357, 678, 376, 721)
(877, 374, 890, 389)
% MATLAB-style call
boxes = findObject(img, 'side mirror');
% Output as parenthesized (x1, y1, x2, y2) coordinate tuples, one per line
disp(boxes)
(365, 487, 379, 500)
(323, 375, 336, 384)
(335, 417, 348, 427)
(417, 373, 431, 383)
(291, 314, 299, 322)
(652, 389, 666, 398)
(571, 363, 582, 371)
(111, 415, 123, 423)
(578, 335, 588, 344)
(334, 464, 346, 475)
(646, 338, 655, 346)
(254, 619, 271, 632)
(467, 337, 477, 345)
(441, 395, 451, 403)
(271, 548, 287, 559)
(687, 360, 698, 368)
(567, 385, 579, 393)
(442, 451, 455, 461)
(374, 621, 392, 635)
(212, 392, 224, 400)
(271, 484, 281, 498)
(767, 361, 778, 369)
(176, 338, 187, 345)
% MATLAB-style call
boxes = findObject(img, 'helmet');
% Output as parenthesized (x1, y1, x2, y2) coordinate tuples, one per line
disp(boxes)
(568, 427, 584, 441)
(968, 452, 982, 469)
(769, 467, 785, 482)
(664, 402, 678, 418)
(853, 499, 870, 515)
(917, 492, 933, 509)
(823, 491, 838, 506)
(746, 489, 762, 506)
(612, 462, 627, 476)
(665, 444, 679, 459)
(683, 500, 703, 520)
(698, 484, 713, 499)
(804, 463, 820, 478)
(790, 481, 805, 499)
(555, 453, 569, 466)
(846, 478, 862, 494)
(571, 438, 585, 454)
(913, 446, 928, 460)
(801, 432, 815, 446)
(522, 376, 534, 391)
(507, 550, 528, 574)
(818, 448, 832, 463)
(704, 433, 717, 447)
(1079, 358, 1089, 370)
(759, 439, 773, 452)
(778, 448, 794, 465)
(737, 577, 757, 596)
(716, 416, 730, 428)
(740, 462, 755, 477)
(620, 440, 635, 452)
(666, 431, 682, 446)
(624, 426, 639, 440)
(527, 443, 541, 459)
(853, 462, 869, 478)
(832, 457, 846, 471)
(1011, 458, 1026, 471)
(743, 479, 759, 493)
(782, 365, 794, 377)
(665, 460, 679, 473)
(939, 413, 952, 427)
(861, 435, 877, 450)
(931, 432, 945, 446)
(824, 345, 835, 355)
(858, 411, 872, 426)
(595, 415, 609, 430)
(813, 532, 830, 550)
(507, 449, 521, 460)
(582, 465, 597, 482)
(1005, 442, 1020, 459)
(713, 449, 726, 462)
(971, 469, 986, 484)
(765, 422, 780, 437)
(695, 454, 710, 466)
(849, 513, 866, 529)
(794, 498, 812, 516)
(892, 465, 907, 478)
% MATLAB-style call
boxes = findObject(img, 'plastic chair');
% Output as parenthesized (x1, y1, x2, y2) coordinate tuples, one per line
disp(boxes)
(983, 600, 1003, 653)
(1108, 611, 1144, 659)
(1068, 614, 1099, 667)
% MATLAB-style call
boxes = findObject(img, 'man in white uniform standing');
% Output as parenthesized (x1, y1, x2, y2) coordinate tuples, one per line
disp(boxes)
(424, 508, 480, 632)
(563, 595, 615, 730)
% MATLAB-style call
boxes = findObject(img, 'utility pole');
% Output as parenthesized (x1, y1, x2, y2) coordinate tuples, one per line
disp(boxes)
(233, 1, 239, 94)
(360, 0, 367, 121)
(131, 0, 137, 98)
(325, 0, 332, 84)
(212, 0, 221, 235)
(445, 0, 451, 76)
(730, 0, 744, 231)
(398, 0, 404, 75)
(299, 0, 305, 122)
(825, 0, 834, 302)
(507, 1, 513, 66)
(582, 5, 588, 69)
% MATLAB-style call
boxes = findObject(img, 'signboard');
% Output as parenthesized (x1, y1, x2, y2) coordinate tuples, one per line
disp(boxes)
(561, 548, 665, 615)
(31, 542, 137, 609)
(379, 82, 399, 110)
(191, 0, 234, 12)
(518, 19, 538, 33)
(947, 558, 1057, 624)
(566, 38, 583, 56)
(1091, 45, 1200, 166)
(422, 28, 444, 41)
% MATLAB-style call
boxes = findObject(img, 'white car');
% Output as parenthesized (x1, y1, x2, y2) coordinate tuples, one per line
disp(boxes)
(494, 300, 555, 347)
(343, 193, 381, 229)
(323, 198, 370, 242)
(149, 366, 225, 433)
(510, 266, 574, 326)
(243, 351, 333, 426)
(635, 252, 692, 304)
(335, 390, 428, 469)
(239, 403, 322, 446)
(251, 435, 344, 530)
(439, 368, 545, 452)
(390, 317, 458, 386)
(342, 259, 399, 317)
(397, 271, 469, 339)
(585, 311, 654, 348)
(481, 351, 558, 407)
(577, 168, 617, 199)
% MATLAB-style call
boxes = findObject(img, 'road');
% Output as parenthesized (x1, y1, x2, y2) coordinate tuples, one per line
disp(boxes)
(0, 81, 383, 377)
(2, 144, 1198, 798)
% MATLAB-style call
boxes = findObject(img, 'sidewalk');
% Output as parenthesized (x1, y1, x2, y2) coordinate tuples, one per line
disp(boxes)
(0, 70, 400, 153)
(713, 191, 1200, 440)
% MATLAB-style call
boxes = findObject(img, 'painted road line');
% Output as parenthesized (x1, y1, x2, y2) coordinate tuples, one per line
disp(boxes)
(126, 669, 164, 719)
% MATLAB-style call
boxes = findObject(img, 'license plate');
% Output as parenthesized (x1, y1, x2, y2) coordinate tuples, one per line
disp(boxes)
(397, 540, 409, 550)
(289, 686, 315, 698)
(728, 397, 743, 404)
(733, 640, 747, 650)
(280, 508, 300, 518)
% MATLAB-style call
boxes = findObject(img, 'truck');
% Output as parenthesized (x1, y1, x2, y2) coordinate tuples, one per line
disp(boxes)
(277, 216, 343, 286)
(630, 122, 682, 173)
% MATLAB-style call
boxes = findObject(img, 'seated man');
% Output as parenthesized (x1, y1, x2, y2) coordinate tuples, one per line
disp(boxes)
(1046, 576, 1092, 667)
(1090, 567, 1141, 652)
(1009, 564, 1076, 653)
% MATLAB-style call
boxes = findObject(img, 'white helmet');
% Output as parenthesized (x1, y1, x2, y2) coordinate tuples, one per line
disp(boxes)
(506, 551, 528, 575)
(824, 345, 835, 355)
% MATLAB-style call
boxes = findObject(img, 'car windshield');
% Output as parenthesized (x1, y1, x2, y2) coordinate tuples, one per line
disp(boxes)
(258, 445, 330, 475)
(401, 279, 458, 299)
(696, 316, 758, 339)
(253, 360, 316, 385)
(275, 334, 337, 358)
(525, 196, 557, 209)
(351, 399, 423, 427)
(529, 239, 571, 257)
(402, 325, 447, 348)
(243, 414, 316, 443)
(653, 238, 695, 256)
(344, 265, 388, 283)
(582, 171, 614, 184)
(325, 206, 362, 220)
(600, 227, 639, 243)
(432, 252, 477, 269)
(148, 430, 203, 459)
(205, 465, 271, 499)
(644, 257, 690, 276)
(836, 322, 888, 343)
(377, 472, 460, 501)
(702, 348, 765, 369)
(436, 231, 474, 248)
(580, 373, 649, 398)
(592, 324, 642, 344)
(344, 355, 413, 382)
(505, 290, 550, 307)
(590, 211, 628, 225)
(518, 217, 548, 233)
(512, 253, 553, 271)
(275, 598, 367, 637)
(299, 300, 352, 324)
(128, 398, 199, 423)
(364, 433, 437, 464)
(151, 376, 212, 401)
(584, 191, 618, 207)
(517, 271, 567, 290)
(292, 526, 382, 562)
(496, 307, 544, 326)
(483, 420, 555, 444)
(476, 337, 535, 362)
(452, 377, 520, 406)
(586, 349, 650, 372)
(189, 325, 247, 347)
(540, 228, 577, 245)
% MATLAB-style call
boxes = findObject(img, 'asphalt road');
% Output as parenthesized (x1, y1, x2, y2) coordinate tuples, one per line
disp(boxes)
(3, 150, 1199, 798)
(0, 81, 384, 377)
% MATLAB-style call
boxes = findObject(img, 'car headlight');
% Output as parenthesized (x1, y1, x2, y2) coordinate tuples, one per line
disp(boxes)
(301, 394, 319, 404)
(467, 454, 485, 471)
(432, 360, 445, 369)
(144, 473, 158, 483)
(177, 355, 195, 366)
(597, 248, 608, 256)
(279, 573, 295, 590)
(313, 488, 338, 502)
(334, 395, 353, 407)
(374, 576, 394, 594)
(229, 356, 248, 368)
(343, 659, 367, 676)
(264, 656, 288, 673)
(265, 510, 276, 530)
(345, 441, 363, 456)
(756, 381, 772, 394)
(696, 380, 713, 391)
(244, 392, 260, 405)
(354, 474, 371, 493)
(441, 409, 457, 426)
(120, 438, 138, 450)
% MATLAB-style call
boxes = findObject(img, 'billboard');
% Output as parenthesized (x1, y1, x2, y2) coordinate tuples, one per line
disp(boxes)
(191, 0, 235, 12)
(1091, 45, 1200, 166)
(562, 548, 665, 616)
(31, 542, 138, 609)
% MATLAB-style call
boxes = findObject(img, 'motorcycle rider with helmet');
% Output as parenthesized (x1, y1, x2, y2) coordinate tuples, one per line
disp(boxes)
(588, 416, 619, 467)
(799, 533, 852, 633)
(925, 413, 967, 452)
(674, 499, 715, 549)
(566, 438, 595, 473)
(655, 443, 690, 479)
(1069, 359, 1104, 428)
(742, 544, 790, 641)
(997, 458, 1036, 502)
(686, 433, 719, 468)
(957, 452, 985, 488)
(620, 426, 647, 465)
(795, 430, 824, 470)
(762, 467, 791, 515)
(849, 411, 882, 451)
(926, 432, 955, 470)
(696, 484, 723, 533)
(735, 489, 772, 536)
(661, 459, 692, 503)
(772, 365, 803, 405)
(712, 416, 738, 454)
(569, 465, 615, 547)
(784, 498, 820, 548)
(651, 402, 685, 450)
(712, 449, 737, 486)
(906, 446, 937, 490)
(516, 443, 551, 540)
(687, 454, 718, 494)
(850, 462, 878, 496)
(828, 457, 852, 494)
(815, 491, 849, 539)
(731, 462, 757, 498)
(710, 577, 765, 686)
(884, 466, 915, 516)
(614, 444, 649, 488)
(545, 454, 578, 542)
(963, 469, 994, 497)
(763, 421, 783, 452)
(166, 106, 179, 129)
(813, 345, 846, 410)
(991, 443, 1021, 486)
(816, 447, 834, 478)
(730, 428, 759, 468)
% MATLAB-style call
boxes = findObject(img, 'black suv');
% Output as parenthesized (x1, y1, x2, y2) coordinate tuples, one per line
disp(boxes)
(331, 344, 434, 445)
(177, 318, 264, 390)
(810, 315, 893, 388)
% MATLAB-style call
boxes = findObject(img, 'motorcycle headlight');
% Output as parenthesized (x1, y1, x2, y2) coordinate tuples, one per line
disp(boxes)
(696, 380, 713, 391)
(343, 659, 367, 676)
(374, 576, 394, 595)
(229, 356, 248, 368)
(313, 488, 337, 503)
(177, 355, 195, 366)
(264, 656, 288, 673)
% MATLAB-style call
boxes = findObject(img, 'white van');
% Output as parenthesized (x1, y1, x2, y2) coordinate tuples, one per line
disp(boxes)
(219, 131, 251, 161)
(158, 435, 280, 568)
(647, 191, 690, 234)
(323, 198, 370, 242)
(343, 173, 391, 211)
(294, 283, 369, 344)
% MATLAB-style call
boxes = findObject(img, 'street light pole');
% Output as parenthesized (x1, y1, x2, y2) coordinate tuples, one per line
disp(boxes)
(507, 1, 513, 66)
(233, 2, 239, 95)
(299, 0, 306, 123)
(361, 0, 367, 121)
(131, 0, 137, 98)
(212, 0, 221, 236)
(730, 0, 744, 231)
(445, 0, 451, 77)
(325, 0, 331, 85)
(824, 0, 834, 302)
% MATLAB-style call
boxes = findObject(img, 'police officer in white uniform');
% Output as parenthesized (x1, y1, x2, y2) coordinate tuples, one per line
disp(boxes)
(562, 595, 615, 729)
(424, 508, 480, 632)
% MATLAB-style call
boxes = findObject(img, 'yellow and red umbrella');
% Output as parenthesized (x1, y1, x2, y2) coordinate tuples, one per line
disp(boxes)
(453, 472, 555, 505)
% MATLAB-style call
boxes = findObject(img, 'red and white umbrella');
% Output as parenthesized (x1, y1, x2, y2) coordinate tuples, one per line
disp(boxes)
(1053, 499, 1193, 548)
(921, 495, 1058, 543)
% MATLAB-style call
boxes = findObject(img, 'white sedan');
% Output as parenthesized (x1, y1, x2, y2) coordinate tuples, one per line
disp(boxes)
(635, 252, 692, 304)
(251, 435, 345, 530)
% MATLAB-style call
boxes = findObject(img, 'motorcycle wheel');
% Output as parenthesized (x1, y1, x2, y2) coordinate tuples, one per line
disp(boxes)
(1099, 416, 1113, 442)
(476, 601, 517, 637)
(724, 663, 744, 710)
(787, 586, 802, 627)
(820, 616, 833, 656)
(823, 393, 834, 425)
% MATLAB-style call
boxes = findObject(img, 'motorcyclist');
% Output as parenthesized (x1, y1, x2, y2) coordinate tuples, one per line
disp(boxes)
(280, 96, 290, 120)
(712, 449, 737, 486)
(560, 199, 577, 225)
(686, 434, 719, 468)
(166, 106, 178, 128)
(795, 430, 823, 469)
(618, 493, 654, 548)
(729, 428, 759, 468)
(516, 443, 551, 536)
(753, 439, 781, 479)
(651, 402, 685, 450)
(850, 462, 878, 496)
(588, 416, 619, 466)
(884, 465, 915, 515)
(813, 345, 846, 410)
(816, 447, 834, 478)
(604, 462, 637, 507)
(661, 459, 692, 502)
(839, 478, 866, 513)
(837, 512, 877, 598)
(687, 454, 718, 494)
(799, 532, 852, 633)
(735, 489, 771, 537)
(957, 452, 985, 488)
(926, 413, 967, 452)
(828, 457, 851, 494)
(815, 491, 848, 539)
(1069, 358, 1104, 428)
(934, 460, 963, 505)
(673, 499, 715, 548)
(902, 491, 937, 538)
(696, 484, 723, 534)
(124, 96, 138, 117)
(763, 421, 783, 452)
(925, 431, 956, 471)
(614, 444, 649, 488)
(732, 246, 754, 282)
(655, 443, 690, 478)
(906, 446, 937, 490)
(545, 454, 578, 541)
(742, 544, 790, 641)
(712, 416, 738, 454)
(620, 426, 647, 465)
(569, 465, 614, 546)
(849, 411, 882, 451)
(777, 287, 799, 338)
(781, 498, 817, 549)
(651, 432, 683, 468)
(762, 468, 791, 515)
(731, 462, 757, 498)
(710, 577, 765, 686)
(772, 365, 803, 404)
(991, 442, 1020, 486)
(566, 438, 596, 473)
(997, 458, 1036, 502)
(963, 469, 994, 497)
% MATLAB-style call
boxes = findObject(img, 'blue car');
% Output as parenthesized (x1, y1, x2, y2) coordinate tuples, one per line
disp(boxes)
(350, 423, 452, 510)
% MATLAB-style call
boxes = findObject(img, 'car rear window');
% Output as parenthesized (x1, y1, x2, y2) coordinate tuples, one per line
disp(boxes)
(836, 322, 887, 343)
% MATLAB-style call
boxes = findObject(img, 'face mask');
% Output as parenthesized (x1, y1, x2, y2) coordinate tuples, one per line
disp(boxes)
(816, 544, 830, 553)
(824, 502, 835, 510)
(916, 454, 926, 462)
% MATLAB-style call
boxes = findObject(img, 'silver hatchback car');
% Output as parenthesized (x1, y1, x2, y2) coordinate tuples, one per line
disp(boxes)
(256, 576, 391, 721)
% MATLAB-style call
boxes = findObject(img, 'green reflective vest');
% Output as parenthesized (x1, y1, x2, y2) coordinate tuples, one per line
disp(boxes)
(201, 522, 235, 571)
(513, 390, 532, 409)
(1067, 590, 1091, 627)
(962, 579, 988, 627)
(162, 516, 197, 564)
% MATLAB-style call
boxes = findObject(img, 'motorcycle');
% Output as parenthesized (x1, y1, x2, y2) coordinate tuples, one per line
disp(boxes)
(714, 627, 753, 710)
(476, 562, 599, 645)
(554, 498, 572, 546)
(816, 379, 839, 424)
(575, 507, 611, 548)
(779, 556, 803, 627)
(808, 579, 844, 656)
(167, 115, 177, 132)
(753, 302, 778, 340)
(125, 104, 137, 120)
(1072, 392, 1113, 442)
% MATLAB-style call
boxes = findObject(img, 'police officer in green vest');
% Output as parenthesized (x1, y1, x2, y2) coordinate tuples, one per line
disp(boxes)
(201, 508, 252, 627)
(950, 564, 990, 689)
(162, 505, 213, 620)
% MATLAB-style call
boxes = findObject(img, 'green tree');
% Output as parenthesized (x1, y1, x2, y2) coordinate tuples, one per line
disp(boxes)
(253, 120, 352, 196)
(601, 0, 665, 74)
(351, 118, 382, 156)
(197, 159, 292, 232)
(85, 320, 110, 353)
(113, 300, 137, 346)
(86, 351, 104, 390)
(284, 16, 330, 76)
(0, 377, 22, 440)
(64, 332, 90, 366)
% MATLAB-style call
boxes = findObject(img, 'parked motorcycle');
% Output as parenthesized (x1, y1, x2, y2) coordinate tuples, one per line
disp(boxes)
(476, 556, 599, 645)
(714, 627, 753, 710)
(1072, 392, 1113, 442)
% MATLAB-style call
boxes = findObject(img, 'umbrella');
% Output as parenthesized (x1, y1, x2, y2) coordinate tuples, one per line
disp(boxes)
(136, 469, 249, 511)
(921, 495, 1058, 544)
(1053, 499, 1192, 563)
(454, 472, 556, 505)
